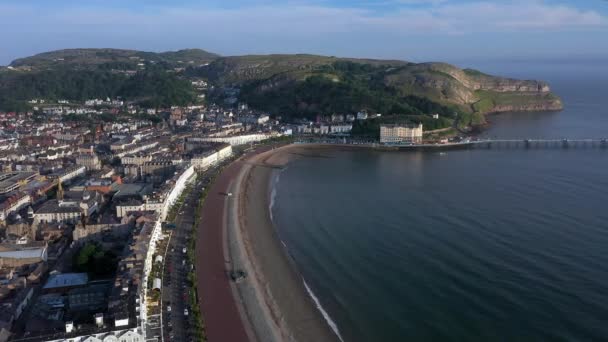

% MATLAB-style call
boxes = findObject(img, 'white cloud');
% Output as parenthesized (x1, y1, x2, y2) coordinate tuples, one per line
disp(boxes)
(396, 0, 450, 5)
(7, 1, 604, 34)
(0, 0, 606, 62)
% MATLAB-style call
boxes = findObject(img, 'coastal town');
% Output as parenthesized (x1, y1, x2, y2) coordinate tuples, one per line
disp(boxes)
(0, 87, 434, 341)
(1, 0, 602, 338)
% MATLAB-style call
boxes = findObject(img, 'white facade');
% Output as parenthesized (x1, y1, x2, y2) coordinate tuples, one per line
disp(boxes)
(0, 193, 31, 221)
(191, 145, 233, 170)
(380, 124, 423, 144)
(257, 115, 270, 124)
(114, 141, 159, 158)
(33, 206, 81, 224)
(356, 111, 368, 120)
(76, 154, 102, 170)
(193, 133, 272, 146)
(115, 201, 163, 218)
(59, 165, 87, 183)
(45, 328, 144, 342)
(121, 155, 153, 166)
(330, 124, 352, 134)
(141, 164, 196, 333)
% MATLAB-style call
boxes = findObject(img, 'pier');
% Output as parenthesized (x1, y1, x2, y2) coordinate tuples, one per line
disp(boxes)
(294, 137, 608, 150)
(469, 139, 608, 149)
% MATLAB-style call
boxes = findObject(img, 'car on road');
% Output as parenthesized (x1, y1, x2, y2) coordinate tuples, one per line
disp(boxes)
(167, 306, 171, 312)
(184, 308, 189, 316)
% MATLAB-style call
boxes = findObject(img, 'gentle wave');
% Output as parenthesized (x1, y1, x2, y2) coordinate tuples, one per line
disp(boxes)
(268, 169, 281, 223)
(270, 166, 344, 341)
(303, 280, 345, 342)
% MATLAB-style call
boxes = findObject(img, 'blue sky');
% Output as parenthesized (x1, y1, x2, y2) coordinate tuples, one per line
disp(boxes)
(1, 0, 607, 65)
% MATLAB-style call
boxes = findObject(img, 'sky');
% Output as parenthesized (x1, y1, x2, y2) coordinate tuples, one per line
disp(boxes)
(1, 0, 607, 65)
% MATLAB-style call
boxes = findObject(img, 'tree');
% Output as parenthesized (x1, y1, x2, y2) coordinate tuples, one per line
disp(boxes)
(73, 242, 118, 278)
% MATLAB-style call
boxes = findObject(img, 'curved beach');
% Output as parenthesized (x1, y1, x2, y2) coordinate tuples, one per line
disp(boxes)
(197, 144, 340, 342)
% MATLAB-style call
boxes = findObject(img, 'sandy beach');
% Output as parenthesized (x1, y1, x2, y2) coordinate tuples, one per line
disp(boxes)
(226, 144, 341, 342)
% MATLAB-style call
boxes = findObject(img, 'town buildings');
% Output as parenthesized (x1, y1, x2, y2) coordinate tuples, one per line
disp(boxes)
(0, 81, 435, 340)
(75, 153, 102, 171)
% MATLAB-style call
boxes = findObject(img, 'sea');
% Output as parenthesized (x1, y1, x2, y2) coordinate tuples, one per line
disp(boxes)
(270, 60, 608, 341)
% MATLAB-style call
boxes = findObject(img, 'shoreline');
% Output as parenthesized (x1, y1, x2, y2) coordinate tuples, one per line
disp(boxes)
(227, 144, 341, 342)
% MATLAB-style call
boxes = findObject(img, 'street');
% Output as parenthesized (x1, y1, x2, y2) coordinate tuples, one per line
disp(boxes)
(161, 182, 201, 342)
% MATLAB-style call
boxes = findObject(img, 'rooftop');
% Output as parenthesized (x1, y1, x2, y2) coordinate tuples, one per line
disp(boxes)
(43, 273, 88, 290)
(0, 248, 46, 259)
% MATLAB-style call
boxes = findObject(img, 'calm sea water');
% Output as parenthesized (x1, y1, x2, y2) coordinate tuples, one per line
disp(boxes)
(272, 61, 608, 341)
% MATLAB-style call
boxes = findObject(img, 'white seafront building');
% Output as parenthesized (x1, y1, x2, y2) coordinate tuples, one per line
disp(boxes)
(191, 133, 274, 146)
(190, 144, 233, 170)
(380, 123, 423, 144)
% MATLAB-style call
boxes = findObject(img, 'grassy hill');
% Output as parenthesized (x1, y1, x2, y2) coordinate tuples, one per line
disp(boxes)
(9, 48, 219, 70)
(0, 49, 563, 126)
(195, 55, 562, 122)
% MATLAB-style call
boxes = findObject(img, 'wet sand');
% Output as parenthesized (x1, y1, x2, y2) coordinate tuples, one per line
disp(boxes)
(229, 144, 340, 342)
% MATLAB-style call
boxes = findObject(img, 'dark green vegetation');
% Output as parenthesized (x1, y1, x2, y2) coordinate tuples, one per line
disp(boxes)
(238, 61, 466, 123)
(0, 48, 215, 111)
(0, 67, 196, 111)
(198, 55, 562, 125)
(1, 49, 563, 129)
(73, 242, 118, 278)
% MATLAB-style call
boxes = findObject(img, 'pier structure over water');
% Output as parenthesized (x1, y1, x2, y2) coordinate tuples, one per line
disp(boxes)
(294, 137, 608, 150)
(469, 138, 608, 149)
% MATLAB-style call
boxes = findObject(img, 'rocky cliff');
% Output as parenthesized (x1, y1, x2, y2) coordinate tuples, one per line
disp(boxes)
(200, 55, 563, 115)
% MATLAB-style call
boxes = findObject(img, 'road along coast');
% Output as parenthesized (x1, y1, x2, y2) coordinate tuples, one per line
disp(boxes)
(197, 144, 340, 342)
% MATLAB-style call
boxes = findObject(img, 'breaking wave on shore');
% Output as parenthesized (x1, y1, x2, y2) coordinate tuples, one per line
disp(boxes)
(269, 168, 282, 223)
(303, 280, 345, 342)
(269, 166, 344, 341)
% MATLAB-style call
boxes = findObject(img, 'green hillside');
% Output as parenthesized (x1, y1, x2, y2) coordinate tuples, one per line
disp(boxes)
(0, 49, 563, 125)
(195, 55, 562, 123)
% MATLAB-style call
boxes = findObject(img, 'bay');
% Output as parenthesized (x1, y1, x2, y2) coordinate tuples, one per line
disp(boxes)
(271, 61, 608, 341)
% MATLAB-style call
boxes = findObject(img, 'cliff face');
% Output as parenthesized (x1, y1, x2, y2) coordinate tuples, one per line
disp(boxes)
(381, 62, 562, 114)
(491, 99, 564, 113)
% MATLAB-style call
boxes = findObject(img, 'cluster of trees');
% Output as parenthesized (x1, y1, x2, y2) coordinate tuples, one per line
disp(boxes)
(73, 242, 118, 278)
(0, 67, 196, 111)
(122, 70, 196, 108)
(239, 61, 464, 121)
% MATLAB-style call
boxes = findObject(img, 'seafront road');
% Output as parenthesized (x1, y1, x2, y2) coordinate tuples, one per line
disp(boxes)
(196, 146, 273, 342)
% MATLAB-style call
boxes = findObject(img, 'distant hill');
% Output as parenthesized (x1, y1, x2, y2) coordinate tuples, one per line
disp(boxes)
(195, 54, 562, 123)
(9, 48, 219, 70)
(0, 49, 563, 128)
(0, 48, 221, 111)
(196, 54, 409, 84)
